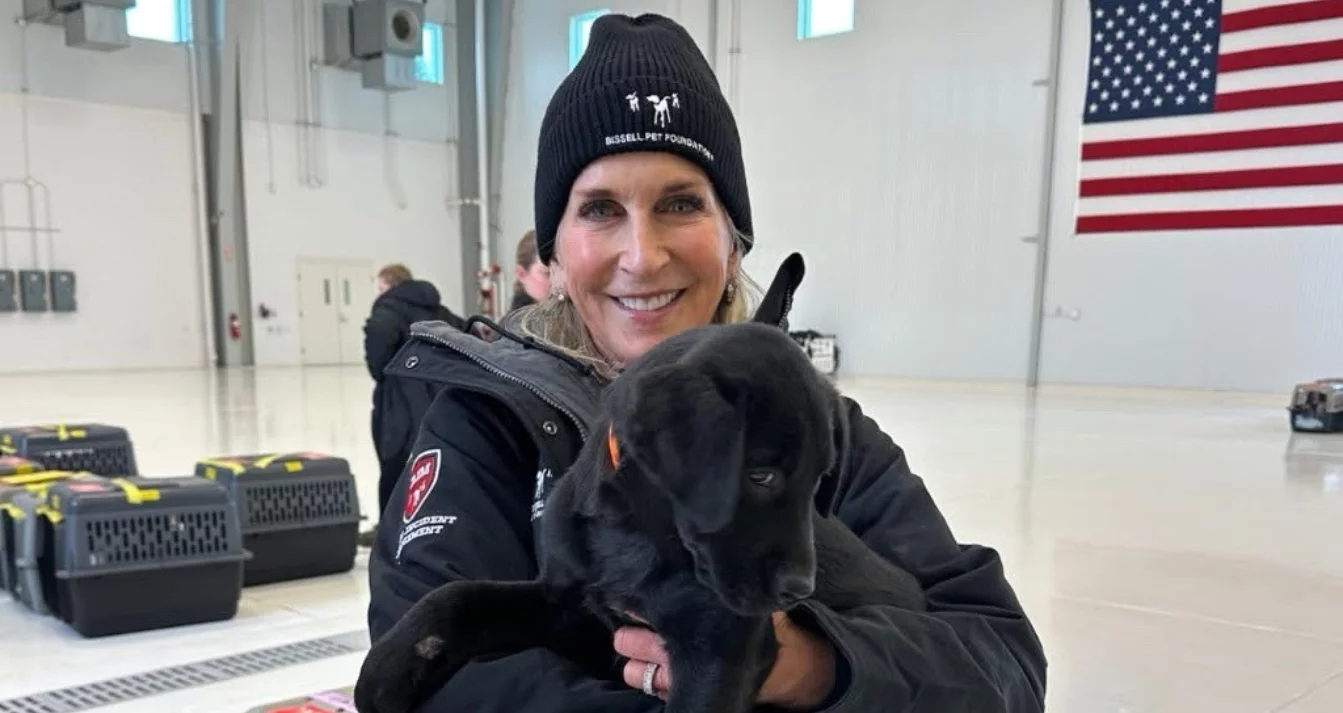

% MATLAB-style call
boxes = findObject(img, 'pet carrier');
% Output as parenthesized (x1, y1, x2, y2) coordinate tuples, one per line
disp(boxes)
(23, 476, 247, 637)
(789, 330, 840, 377)
(0, 423, 138, 475)
(195, 452, 361, 586)
(1289, 379, 1343, 433)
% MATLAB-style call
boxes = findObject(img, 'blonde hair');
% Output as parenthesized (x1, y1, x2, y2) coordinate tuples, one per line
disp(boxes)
(377, 264, 413, 287)
(513, 230, 760, 381)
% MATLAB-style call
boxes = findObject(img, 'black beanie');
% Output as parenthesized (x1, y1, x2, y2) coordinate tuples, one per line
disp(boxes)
(533, 13, 752, 264)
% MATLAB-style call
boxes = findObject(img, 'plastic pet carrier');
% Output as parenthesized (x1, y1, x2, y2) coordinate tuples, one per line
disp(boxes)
(1289, 379, 1343, 433)
(0, 423, 138, 475)
(789, 330, 840, 377)
(0, 471, 96, 596)
(25, 476, 247, 637)
(195, 452, 361, 586)
(0, 455, 45, 477)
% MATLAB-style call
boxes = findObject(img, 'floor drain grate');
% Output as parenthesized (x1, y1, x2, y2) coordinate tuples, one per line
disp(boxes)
(0, 630, 369, 713)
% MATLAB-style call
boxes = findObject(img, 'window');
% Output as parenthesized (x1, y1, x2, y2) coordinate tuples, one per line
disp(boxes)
(798, 0, 855, 40)
(416, 21, 446, 84)
(569, 9, 610, 70)
(126, 0, 190, 43)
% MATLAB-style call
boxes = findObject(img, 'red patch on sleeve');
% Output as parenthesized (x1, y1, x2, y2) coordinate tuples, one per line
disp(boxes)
(403, 449, 442, 523)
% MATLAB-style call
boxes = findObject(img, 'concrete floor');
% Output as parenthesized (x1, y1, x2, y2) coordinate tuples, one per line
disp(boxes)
(1, 365, 1342, 712)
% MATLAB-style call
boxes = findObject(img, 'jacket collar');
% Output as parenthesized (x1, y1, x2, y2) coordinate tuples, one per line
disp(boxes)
(406, 321, 606, 440)
(400, 252, 807, 442)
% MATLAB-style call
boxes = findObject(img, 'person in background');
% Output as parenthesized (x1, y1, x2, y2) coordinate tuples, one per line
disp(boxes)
(510, 229, 551, 312)
(360, 264, 466, 546)
(363, 12, 1045, 712)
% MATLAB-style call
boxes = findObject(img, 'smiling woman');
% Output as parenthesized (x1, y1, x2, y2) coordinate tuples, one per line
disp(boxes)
(515, 152, 756, 376)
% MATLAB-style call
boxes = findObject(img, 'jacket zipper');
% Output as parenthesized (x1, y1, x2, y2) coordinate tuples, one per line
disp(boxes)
(412, 329, 590, 441)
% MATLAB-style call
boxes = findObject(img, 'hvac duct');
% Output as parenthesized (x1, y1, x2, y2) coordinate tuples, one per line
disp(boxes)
(21, 0, 136, 52)
(322, 0, 426, 92)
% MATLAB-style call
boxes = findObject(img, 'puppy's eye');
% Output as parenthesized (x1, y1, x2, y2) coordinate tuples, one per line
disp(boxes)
(747, 470, 778, 488)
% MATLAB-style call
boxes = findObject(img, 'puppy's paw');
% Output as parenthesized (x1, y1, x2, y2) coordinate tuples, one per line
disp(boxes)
(354, 625, 456, 713)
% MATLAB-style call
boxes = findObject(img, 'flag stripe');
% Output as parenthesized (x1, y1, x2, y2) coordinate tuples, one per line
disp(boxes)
(1082, 121, 1343, 159)
(1225, 0, 1332, 11)
(1077, 205, 1343, 232)
(1082, 101, 1343, 142)
(1080, 184, 1341, 213)
(1080, 163, 1343, 196)
(1220, 17, 1343, 53)
(1214, 79, 1343, 110)
(1080, 142, 1343, 178)
(1220, 0, 1343, 33)
(1214, 58, 1343, 94)
(1219, 37, 1343, 70)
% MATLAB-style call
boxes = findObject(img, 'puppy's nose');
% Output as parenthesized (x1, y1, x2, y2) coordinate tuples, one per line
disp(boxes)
(775, 574, 815, 603)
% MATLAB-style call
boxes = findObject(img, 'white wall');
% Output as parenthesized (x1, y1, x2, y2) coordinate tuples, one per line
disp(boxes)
(243, 121, 463, 366)
(0, 4, 204, 373)
(0, 0, 466, 374)
(499, 0, 1057, 380)
(1036, 0, 1343, 393)
(239, 0, 465, 367)
(726, 0, 1055, 381)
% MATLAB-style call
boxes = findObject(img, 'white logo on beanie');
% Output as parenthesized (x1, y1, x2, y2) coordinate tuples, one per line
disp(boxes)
(606, 91, 711, 162)
(645, 93, 679, 127)
(625, 91, 681, 128)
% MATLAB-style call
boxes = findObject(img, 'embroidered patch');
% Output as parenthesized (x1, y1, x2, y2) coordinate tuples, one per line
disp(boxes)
(396, 514, 458, 560)
(403, 449, 442, 523)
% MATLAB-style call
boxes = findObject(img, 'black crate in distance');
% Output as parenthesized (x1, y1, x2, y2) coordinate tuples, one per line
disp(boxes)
(0, 423, 138, 475)
(195, 452, 362, 586)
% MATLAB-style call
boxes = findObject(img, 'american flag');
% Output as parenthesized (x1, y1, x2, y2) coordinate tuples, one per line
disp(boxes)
(1077, 0, 1343, 233)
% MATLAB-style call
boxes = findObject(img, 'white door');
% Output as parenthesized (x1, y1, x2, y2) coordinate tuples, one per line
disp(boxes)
(336, 264, 374, 364)
(297, 260, 342, 365)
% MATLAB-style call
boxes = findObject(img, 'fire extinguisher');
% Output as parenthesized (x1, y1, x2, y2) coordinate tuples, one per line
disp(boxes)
(228, 312, 241, 341)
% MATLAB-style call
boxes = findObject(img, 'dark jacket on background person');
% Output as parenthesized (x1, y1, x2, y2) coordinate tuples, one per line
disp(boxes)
(364, 279, 466, 514)
(366, 278, 1047, 713)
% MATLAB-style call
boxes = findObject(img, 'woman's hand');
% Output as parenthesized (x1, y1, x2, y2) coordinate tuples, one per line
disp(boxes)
(615, 612, 838, 711)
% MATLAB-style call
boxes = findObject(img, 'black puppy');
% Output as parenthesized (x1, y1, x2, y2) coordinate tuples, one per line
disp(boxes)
(355, 322, 927, 713)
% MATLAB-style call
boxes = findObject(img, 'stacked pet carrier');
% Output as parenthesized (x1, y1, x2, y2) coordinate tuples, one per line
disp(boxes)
(1, 419, 364, 638)
(0, 423, 139, 475)
(5, 476, 248, 637)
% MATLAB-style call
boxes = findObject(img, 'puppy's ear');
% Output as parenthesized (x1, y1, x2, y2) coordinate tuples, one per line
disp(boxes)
(617, 364, 744, 533)
(814, 398, 848, 517)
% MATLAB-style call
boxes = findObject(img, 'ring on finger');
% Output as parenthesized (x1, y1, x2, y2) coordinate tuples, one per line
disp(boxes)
(641, 661, 659, 696)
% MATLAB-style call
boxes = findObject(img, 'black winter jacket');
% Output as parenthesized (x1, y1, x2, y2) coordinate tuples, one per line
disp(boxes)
(364, 280, 465, 383)
(365, 280, 467, 511)
(367, 285, 1046, 713)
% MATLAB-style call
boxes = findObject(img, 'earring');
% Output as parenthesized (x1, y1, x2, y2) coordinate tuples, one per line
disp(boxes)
(723, 282, 737, 304)
(552, 290, 568, 303)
